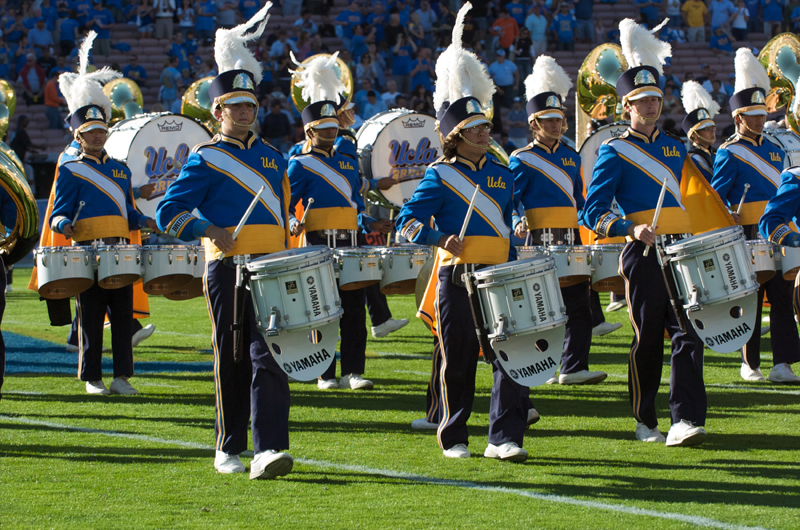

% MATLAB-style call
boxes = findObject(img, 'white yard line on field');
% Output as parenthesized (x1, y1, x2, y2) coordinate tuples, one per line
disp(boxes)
(707, 384, 800, 396)
(393, 370, 433, 376)
(0, 415, 772, 530)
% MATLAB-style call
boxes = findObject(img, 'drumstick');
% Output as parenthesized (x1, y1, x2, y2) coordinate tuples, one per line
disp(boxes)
(386, 209, 395, 247)
(220, 186, 264, 259)
(72, 201, 85, 227)
(643, 177, 668, 257)
(300, 197, 314, 224)
(449, 185, 480, 265)
(736, 183, 751, 215)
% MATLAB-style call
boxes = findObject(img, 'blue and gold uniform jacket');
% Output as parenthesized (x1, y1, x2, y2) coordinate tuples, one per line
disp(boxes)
(583, 128, 692, 238)
(155, 132, 290, 260)
(510, 139, 583, 230)
(50, 151, 150, 242)
(288, 132, 378, 194)
(689, 145, 715, 182)
(711, 133, 783, 226)
(759, 166, 800, 246)
(287, 145, 376, 233)
(395, 155, 516, 265)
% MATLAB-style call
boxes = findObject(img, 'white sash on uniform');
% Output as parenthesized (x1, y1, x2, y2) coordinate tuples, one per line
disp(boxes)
(199, 146, 285, 227)
(295, 155, 357, 208)
(65, 161, 128, 219)
(726, 144, 781, 188)
(436, 164, 510, 238)
(611, 139, 685, 209)
(515, 150, 576, 207)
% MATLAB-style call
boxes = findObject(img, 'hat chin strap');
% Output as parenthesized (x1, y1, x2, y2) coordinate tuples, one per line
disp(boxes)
(532, 118, 566, 142)
(629, 104, 662, 124)
(222, 107, 256, 128)
(458, 132, 489, 150)
(738, 119, 763, 138)
(308, 128, 336, 146)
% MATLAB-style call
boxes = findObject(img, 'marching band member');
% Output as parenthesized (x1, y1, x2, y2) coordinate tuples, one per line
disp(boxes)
(50, 31, 156, 396)
(396, 2, 529, 462)
(681, 81, 720, 183)
(287, 53, 392, 390)
(583, 19, 712, 446)
(710, 48, 800, 384)
(510, 55, 608, 386)
(157, 3, 296, 479)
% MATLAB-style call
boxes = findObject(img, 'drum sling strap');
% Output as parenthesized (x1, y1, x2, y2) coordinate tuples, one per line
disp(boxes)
(655, 244, 690, 333)
(232, 262, 251, 363)
(461, 267, 496, 365)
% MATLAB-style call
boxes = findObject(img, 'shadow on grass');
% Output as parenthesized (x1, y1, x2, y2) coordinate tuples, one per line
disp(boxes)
(0, 442, 211, 463)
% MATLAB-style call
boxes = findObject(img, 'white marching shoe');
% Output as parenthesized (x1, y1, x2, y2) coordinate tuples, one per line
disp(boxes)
(132, 324, 156, 347)
(371, 318, 409, 338)
(592, 322, 623, 337)
(411, 418, 438, 430)
(634, 422, 665, 443)
(484, 442, 528, 463)
(109, 376, 138, 395)
(249, 450, 293, 480)
(317, 378, 339, 389)
(740, 363, 766, 382)
(527, 408, 540, 426)
(85, 380, 111, 395)
(606, 300, 627, 312)
(559, 370, 608, 385)
(214, 451, 245, 474)
(761, 325, 771, 336)
(66, 344, 79, 353)
(768, 363, 800, 384)
(339, 373, 374, 390)
(442, 443, 470, 458)
(665, 420, 706, 447)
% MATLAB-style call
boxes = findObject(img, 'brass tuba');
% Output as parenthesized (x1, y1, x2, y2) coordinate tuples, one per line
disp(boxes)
(290, 53, 354, 113)
(758, 33, 800, 134)
(0, 79, 17, 140)
(181, 76, 219, 134)
(103, 78, 144, 125)
(576, 43, 629, 149)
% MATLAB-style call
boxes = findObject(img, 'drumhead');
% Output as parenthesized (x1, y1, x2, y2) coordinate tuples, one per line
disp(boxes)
(474, 256, 555, 282)
(356, 109, 442, 209)
(105, 113, 212, 219)
(381, 244, 431, 255)
(764, 128, 800, 169)
(335, 248, 381, 257)
(665, 226, 743, 255)
(247, 245, 331, 273)
(579, 123, 629, 189)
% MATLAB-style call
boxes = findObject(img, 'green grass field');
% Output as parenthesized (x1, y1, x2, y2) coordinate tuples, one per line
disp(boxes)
(2, 267, 799, 529)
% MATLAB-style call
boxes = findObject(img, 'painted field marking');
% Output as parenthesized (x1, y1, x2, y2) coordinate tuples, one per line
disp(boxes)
(393, 370, 432, 376)
(0, 415, 772, 530)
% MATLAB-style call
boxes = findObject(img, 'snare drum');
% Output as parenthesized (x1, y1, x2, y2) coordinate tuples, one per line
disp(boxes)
(779, 245, 800, 281)
(35, 246, 94, 299)
(763, 128, 800, 169)
(95, 244, 142, 289)
(548, 245, 592, 287)
(665, 226, 759, 353)
(142, 245, 195, 294)
(473, 257, 568, 387)
(165, 246, 205, 300)
(745, 240, 776, 284)
(589, 244, 625, 294)
(515, 246, 547, 261)
(380, 244, 432, 295)
(334, 248, 382, 290)
(247, 246, 343, 381)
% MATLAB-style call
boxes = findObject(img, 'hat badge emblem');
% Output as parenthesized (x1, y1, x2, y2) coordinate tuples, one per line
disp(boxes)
(233, 72, 254, 90)
(751, 90, 765, 104)
(466, 99, 482, 114)
(697, 109, 710, 120)
(545, 95, 561, 108)
(634, 70, 656, 86)
(85, 107, 104, 120)
(321, 103, 336, 117)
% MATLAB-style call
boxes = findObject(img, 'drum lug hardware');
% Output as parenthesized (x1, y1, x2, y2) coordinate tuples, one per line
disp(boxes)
(115, 252, 119, 265)
(359, 259, 364, 271)
(266, 308, 281, 336)
(495, 314, 509, 341)
(324, 304, 330, 311)
(688, 289, 702, 311)
(169, 252, 173, 265)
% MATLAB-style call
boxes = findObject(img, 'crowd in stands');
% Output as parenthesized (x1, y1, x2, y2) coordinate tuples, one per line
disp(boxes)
(1, 0, 799, 158)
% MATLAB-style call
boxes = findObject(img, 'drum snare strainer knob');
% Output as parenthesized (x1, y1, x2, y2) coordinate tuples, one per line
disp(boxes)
(266, 307, 281, 336)
(359, 258, 364, 271)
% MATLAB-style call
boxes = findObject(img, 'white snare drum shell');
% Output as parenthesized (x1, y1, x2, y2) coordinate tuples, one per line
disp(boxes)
(745, 240, 776, 285)
(780, 246, 800, 281)
(142, 245, 195, 294)
(96, 245, 142, 289)
(35, 246, 95, 299)
(589, 244, 625, 294)
(335, 249, 382, 291)
(549, 245, 592, 287)
(380, 244, 432, 295)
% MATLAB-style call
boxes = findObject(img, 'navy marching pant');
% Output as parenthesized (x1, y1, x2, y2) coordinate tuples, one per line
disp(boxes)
(205, 259, 290, 455)
(0, 256, 6, 395)
(68, 313, 143, 348)
(75, 279, 134, 382)
(590, 289, 605, 327)
(620, 240, 707, 429)
(425, 336, 442, 424)
(365, 283, 392, 327)
(435, 265, 527, 450)
(560, 280, 593, 374)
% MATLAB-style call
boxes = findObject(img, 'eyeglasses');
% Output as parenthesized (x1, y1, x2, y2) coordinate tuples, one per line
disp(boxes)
(463, 124, 492, 134)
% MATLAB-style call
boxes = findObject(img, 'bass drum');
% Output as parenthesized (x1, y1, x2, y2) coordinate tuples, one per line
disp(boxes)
(579, 122, 630, 189)
(763, 128, 800, 168)
(105, 113, 212, 219)
(357, 109, 442, 210)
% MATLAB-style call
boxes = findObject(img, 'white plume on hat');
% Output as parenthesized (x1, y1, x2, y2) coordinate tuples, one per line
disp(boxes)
(57, 31, 120, 120)
(619, 18, 671, 76)
(733, 47, 770, 94)
(681, 81, 720, 119)
(290, 52, 346, 105)
(214, 1, 271, 84)
(432, 2, 495, 113)
(525, 55, 572, 102)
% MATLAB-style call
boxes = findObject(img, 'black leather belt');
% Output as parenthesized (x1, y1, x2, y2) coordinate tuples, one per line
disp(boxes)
(221, 253, 264, 269)
(316, 230, 353, 240)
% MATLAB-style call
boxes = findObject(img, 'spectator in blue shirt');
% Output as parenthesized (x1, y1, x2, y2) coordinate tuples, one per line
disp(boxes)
(335, 1, 362, 51)
(367, 3, 387, 44)
(793, 4, 800, 31)
(72, 0, 93, 28)
(409, 47, 435, 93)
(391, 33, 416, 93)
(184, 30, 197, 55)
(40, 0, 59, 30)
(659, 63, 682, 91)
(761, 0, 783, 36)
(28, 18, 54, 57)
(194, 0, 215, 44)
(159, 56, 182, 109)
(239, 0, 259, 20)
(506, 2, 526, 26)
(574, 0, 594, 43)
(488, 49, 519, 108)
(550, 3, 576, 51)
(710, 26, 735, 56)
(58, 10, 79, 56)
(709, 0, 736, 30)
(635, 0, 663, 27)
(354, 78, 373, 113)
(123, 54, 148, 85)
(361, 90, 387, 120)
(0, 38, 10, 79)
(169, 31, 190, 71)
(293, 10, 317, 36)
(349, 23, 374, 62)
(87, 0, 114, 56)
(394, 0, 411, 26)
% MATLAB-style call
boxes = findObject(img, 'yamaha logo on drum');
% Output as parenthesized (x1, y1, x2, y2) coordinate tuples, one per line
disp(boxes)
(283, 363, 292, 373)
(157, 120, 183, 132)
(533, 283, 540, 291)
(402, 117, 425, 128)
(510, 369, 519, 379)
(306, 276, 314, 284)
